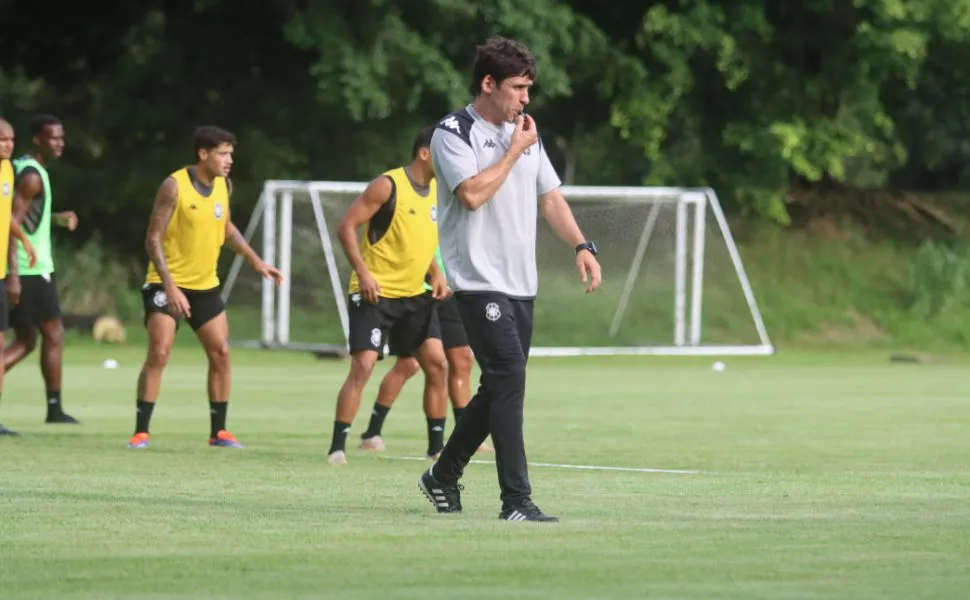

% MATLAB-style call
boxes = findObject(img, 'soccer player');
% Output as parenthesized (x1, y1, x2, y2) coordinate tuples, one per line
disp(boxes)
(328, 126, 450, 465)
(4, 114, 80, 425)
(417, 37, 602, 522)
(127, 126, 283, 449)
(359, 247, 493, 454)
(0, 118, 39, 436)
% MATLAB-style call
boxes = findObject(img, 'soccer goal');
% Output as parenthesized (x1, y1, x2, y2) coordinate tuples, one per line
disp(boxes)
(221, 181, 774, 357)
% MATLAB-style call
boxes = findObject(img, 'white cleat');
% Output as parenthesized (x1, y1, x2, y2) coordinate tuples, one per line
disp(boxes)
(327, 450, 347, 465)
(358, 435, 386, 452)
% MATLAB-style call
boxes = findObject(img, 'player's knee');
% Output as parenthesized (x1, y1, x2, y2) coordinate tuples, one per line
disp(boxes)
(146, 343, 172, 368)
(422, 353, 449, 385)
(206, 340, 231, 368)
(348, 353, 377, 383)
(18, 330, 38, 353)
(395, 357, 421, 379)
(448, 347, 474, 379)
(46, 327, 64, 347)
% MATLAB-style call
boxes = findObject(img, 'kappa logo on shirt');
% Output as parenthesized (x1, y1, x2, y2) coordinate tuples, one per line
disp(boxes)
(483, 139, 496, 149)
(441, 116, 461, 134)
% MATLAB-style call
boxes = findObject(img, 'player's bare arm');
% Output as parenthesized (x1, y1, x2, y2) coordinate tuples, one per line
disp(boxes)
(336, 175, 393, 304)
(12, 170, 41, 225)
(224, 215, 283, 284)
(223, 220, 259, 267)
(427, 257, 450, 300)
(455, 114, 538, 211)
(10, 179, 37, 268)
(6, 220, 21, 307)
(539, 188, 602, 293)
(9, 220, 36, 268)
(145, 177, 192, 317)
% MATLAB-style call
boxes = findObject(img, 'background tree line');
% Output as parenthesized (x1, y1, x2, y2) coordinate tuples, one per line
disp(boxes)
(3, 0, 970, 257)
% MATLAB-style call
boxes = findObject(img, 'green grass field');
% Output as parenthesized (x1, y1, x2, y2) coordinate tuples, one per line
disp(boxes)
(1, 341, 969, 599)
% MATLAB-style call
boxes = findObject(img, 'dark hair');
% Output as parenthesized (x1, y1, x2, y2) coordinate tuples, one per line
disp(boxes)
(30, 114, 61, 137)
(193, 125, 236, 160)
(411, 125, 435, 158)
(469, 36, 537, 96)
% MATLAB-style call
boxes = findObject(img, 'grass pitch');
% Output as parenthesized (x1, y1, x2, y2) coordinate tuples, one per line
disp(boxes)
(1, 341, 968, 599)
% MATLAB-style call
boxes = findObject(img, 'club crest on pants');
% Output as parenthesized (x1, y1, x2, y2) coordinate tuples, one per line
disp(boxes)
(153, 290, 168, 307)
(485, 302, 501, 322)
(370, 327, 382, 348)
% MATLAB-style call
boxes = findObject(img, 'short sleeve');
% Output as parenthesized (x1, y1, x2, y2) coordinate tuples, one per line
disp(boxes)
(536, 144, 562, 196)
(431, 129, 479, 193)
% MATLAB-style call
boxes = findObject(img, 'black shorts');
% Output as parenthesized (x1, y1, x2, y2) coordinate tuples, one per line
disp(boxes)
(9, 273, 61, 330)
(142, 283, 225, 332)
(348, 292, 440, 358)
(0, 279, 8, 331)
(395, 297, 468, 358)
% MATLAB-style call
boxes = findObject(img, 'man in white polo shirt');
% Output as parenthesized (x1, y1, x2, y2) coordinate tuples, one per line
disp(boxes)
(418, 36, 602, 522)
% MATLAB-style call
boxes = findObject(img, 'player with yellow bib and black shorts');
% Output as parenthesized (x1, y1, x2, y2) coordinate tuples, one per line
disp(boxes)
(128, 126, 282, 450)
(0, 118, 39, 437)
(357, 247, 494, 455)
(328, 126, 450, 464)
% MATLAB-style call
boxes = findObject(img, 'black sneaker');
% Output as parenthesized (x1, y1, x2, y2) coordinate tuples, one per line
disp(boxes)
(499, 499, 559, 523)
(0, 422, 20, 436)
(46, 413, 80, 424)
(418, 468, 462, 513)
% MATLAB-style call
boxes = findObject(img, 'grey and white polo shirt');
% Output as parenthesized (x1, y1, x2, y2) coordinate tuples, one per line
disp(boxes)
(431, 105, 561, 299)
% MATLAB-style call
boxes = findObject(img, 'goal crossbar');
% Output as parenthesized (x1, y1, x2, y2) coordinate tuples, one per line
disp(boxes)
(221, 181, 775, 357)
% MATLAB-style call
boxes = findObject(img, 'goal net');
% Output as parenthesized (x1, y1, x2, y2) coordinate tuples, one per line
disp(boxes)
(221, 181, 774, 357)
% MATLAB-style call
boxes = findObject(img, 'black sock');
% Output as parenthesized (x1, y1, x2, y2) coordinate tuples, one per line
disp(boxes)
(362, 404, 391, 439)
(329, 420, 351, 454)
(452, 406, 466, 424)
(209, 402, 228, 437)
(427, 418, 446, 456)
(135, 400, 155, 434)
(46, 389, 62, 417)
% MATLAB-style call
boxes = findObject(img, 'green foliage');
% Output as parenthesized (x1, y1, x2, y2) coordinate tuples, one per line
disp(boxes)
(4, 0, 970, 247)
(53, 236, 142, 321)
(905, 240, 970, 319)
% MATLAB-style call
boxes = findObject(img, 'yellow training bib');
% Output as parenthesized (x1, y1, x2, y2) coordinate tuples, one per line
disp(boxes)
(145, 167, 228, 290)
(348, 167, 438, 299)
(0, 160, 14, 280)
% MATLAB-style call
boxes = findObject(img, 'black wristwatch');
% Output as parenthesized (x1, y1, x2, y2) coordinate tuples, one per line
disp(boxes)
(575, 241, 599, 256)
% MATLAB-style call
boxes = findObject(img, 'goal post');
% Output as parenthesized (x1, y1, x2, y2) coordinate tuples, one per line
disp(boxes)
(221, 181, 774, 357)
